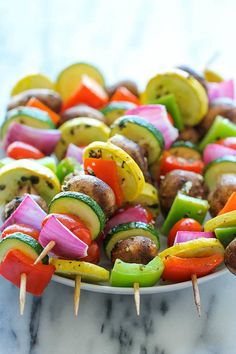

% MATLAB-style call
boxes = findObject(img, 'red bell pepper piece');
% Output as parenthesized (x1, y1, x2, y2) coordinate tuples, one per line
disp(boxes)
(62, 75, 108, 111)
(0, 250, 55, 296)
(110, 86, 140, 105)
(159, 151, 204, 176)
(84, 158, 123, 206)
(218, 192, 236, 215)
(7, 141, 45, 160)
(162, 254, 223, 282)
(26, 97, 60, 125)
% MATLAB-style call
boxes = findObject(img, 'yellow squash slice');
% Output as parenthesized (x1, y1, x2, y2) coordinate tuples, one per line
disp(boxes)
(131, 182, 160, 217)
(55, 117, 110, 160)
(56, 62, 105, 101)
(144, 69, 208, 126)
(159, 238, 224, 260)
(83, 141, 145, 202)
(204, 210, 236, 232)
(11, 74, 54, 96)
(50, 258, 109, 283)
(0, 160, 60, 204)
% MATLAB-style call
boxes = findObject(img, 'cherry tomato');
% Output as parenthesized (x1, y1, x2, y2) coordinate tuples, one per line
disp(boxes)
(216, 137, 236, 150)
(160, 151, 204, 176)
(1, 223, 39, 240)
(167, 218, 202, 247)
(79, 241, 100, 264)
(42, 213, 92, 245)
(6, 141, 45, 160)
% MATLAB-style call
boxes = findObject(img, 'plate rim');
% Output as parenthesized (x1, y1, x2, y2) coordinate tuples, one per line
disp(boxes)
(52, 267, 228, 295)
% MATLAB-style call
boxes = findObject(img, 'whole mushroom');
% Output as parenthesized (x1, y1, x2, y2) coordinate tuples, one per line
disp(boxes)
(208, 174, 236, 216)
(62, 174, 117, 218)
(159, 169, 208, 215)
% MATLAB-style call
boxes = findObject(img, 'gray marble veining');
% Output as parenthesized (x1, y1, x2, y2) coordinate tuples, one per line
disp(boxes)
(1, 273, 236, 354)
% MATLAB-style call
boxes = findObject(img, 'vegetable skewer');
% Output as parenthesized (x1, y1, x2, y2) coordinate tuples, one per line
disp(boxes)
(33, 240, 82, 316)
(19, 240, 55, 316)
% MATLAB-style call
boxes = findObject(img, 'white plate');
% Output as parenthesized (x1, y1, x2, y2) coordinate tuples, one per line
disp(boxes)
(52, 266, 228, 295)
(52, 233, 228, 295)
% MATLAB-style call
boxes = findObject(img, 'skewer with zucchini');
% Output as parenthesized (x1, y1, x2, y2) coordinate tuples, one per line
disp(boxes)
(1, 62, 236, 317)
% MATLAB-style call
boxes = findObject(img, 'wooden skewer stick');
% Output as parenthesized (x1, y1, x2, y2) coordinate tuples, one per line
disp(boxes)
(19, 273, 27, 315)
(74, 275, 81, 317)
(133, 282, 140, 316)
(191, 273, 201, 317)
(18, 240, 56, 316)
(33, 240, 82, 317)
(34, 240, 56, 265)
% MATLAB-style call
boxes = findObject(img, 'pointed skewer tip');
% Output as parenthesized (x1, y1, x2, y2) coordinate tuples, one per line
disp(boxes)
(19, 273, 27, 316)
(191, 274, 201, 317)
(74, 275, 81, 317)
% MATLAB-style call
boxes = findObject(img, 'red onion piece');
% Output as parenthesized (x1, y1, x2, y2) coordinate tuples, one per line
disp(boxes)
(1, 195, 47, 231)
(4, 122, 61, 155)
(174, 231, 215, 244)
(126, 105, 178, 149)
(207, 79, 234, 102)
(66, 143, 84, 164)
(104, 205, 149, 236)
(39, 215, 88, 258)
(203, 143, 236, 165)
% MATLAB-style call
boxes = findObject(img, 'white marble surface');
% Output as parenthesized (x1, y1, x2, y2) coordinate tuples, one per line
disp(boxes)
(1, 272, 236, 354)
(1, 0, 236, 353)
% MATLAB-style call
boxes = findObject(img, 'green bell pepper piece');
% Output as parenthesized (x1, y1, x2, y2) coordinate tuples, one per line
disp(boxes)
(162, 192, 209, 235)
(153, 94, 184, 131)
(56, 157, 82, 183)
(110, 256, 164, 287)
(199, 116, 236, 151)
(215, 227, 236, 248)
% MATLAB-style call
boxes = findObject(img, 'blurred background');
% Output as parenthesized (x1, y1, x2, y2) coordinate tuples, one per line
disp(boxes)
(0, 0, 234, 104)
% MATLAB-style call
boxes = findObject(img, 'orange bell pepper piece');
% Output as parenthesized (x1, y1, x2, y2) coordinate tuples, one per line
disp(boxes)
(62, 75, 108, 111)
(26, 97, 60, 125)
(218, 192, 236, 215)
(110, 86, 140, 105)
(84, 158, 123, 206)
